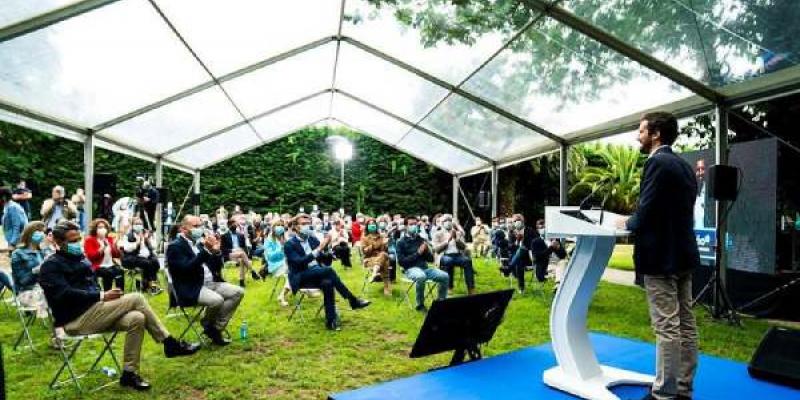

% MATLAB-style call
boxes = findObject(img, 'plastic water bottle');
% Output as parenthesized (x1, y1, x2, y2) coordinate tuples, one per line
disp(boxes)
(239, 320, 248, 342)
(101, 366, 117, 377)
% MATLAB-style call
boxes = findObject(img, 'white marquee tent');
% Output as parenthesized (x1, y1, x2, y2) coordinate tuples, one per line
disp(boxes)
(1, 0, 799, 224)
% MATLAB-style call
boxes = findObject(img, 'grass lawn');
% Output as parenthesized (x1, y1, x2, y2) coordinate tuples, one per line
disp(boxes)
(608, 244, 635, 271)
(1, 255, 774, 399)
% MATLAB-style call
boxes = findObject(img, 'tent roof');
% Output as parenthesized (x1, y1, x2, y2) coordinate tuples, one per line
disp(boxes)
(1, 0, 799, 176)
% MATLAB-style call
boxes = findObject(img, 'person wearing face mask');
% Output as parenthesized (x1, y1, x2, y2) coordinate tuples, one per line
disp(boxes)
(471, 217, 491, 258)
(11, 221, 50, 318)
(135, 178, 159, 231)
(40, 220, 200, 391)
(262, 219, 293, 306)
(121, 217, 162, 295)
(220, 218, 259, 287)
(41, 185, 78, 230)
(432, 215, 476, 295)
(506, 214, 538, 293)
(351, 213, 364, 246)
(331, 220, 353, 268)
(167, 215, 244, 346)
(84, 218, 124, 291)
(284, 213, 370, 331)
(529, 218, 567, 284)
(361, 218, 392, 296)
(396, 216, 449, 312)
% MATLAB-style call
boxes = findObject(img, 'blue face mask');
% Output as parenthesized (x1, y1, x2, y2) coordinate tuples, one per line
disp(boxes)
(31, 231, 45, 244)
(191, 228, 204, 240)
(300, 225, 312, 237)
(408, 225, 420, 235)
(66, 242, 83, 256)
(274, 226, 285, 236)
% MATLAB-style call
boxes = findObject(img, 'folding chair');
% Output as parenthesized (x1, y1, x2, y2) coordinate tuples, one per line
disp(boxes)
(12, 293, 41, 351)
(164, 269, 207, 345)
(49, 330, 121, 393)
(287, 289, 324, 323)
(398, 273, 437, 309)
(269, 273, 287, 301)
(0, 285, 12, 314)
(124, 267, 143, 293)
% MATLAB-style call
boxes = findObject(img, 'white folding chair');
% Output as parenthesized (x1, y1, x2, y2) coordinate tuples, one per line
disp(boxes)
(12, 292, 41, 351)
(287, 288, 324, 323)
(49, 330, 121, 393)
(398, 272, 437, 309)
(164, 268, 207, 345)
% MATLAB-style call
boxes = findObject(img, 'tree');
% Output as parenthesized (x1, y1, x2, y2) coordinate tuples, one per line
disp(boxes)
(570, 143, 643, 214)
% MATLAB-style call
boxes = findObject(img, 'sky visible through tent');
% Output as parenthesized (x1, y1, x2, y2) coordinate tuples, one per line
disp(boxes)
(0, 0, 798, 175)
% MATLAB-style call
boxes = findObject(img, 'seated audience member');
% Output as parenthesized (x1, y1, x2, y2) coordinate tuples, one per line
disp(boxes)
(167, 215, 244, 345)
(0, 270, 12, 295)
(432, 214, 475, 295)
(11, 221, 49, 318)
(361, 218, 392, 296)
(84, 218, 124, 291)
(331, 220, 352, 268)
(531, 219, 568, 283)
(263, 219, 292, 306)
(505, 214, 539, 293)
(351, 214, 364, 246)
(470, 217, 491, 257)
(284, 214, 370, 331)
(121, 217, 162, 295)
(220, 218, 259, 287)
(40, 221, 199, 391)
(396, 216, 449, 312)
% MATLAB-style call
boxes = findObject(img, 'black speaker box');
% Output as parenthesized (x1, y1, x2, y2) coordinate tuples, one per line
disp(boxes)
(93, 173, 117, 197)
(157, 187, 170, 204)
(748, 326, 800, 388)
(707, 164, 739, 201)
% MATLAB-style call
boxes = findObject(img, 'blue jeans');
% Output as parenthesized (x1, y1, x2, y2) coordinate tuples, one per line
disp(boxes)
(0, 271, 13, 293)
(405, 267, 448, 307)
(439, 254, 475, 290)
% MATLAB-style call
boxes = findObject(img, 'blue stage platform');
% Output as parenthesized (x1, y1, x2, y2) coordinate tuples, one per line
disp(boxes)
(330, 333, 800, 400)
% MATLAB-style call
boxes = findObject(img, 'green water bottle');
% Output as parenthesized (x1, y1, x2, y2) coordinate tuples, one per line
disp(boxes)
(239, 320, 249, 342)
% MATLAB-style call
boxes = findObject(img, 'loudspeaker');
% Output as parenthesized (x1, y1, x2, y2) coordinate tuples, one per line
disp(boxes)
(748, 327, 800, 388)
(707, 165, 739, 201)
(478, 190, 490, 209)
(93, 173, 117, 197)
(157, 187, 170, 204)
(191, 193, 201, 206)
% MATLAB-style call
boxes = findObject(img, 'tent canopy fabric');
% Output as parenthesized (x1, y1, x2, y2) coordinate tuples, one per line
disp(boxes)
(1, 0, 799, 176)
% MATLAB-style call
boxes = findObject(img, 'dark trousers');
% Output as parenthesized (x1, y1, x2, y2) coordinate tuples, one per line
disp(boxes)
(439, 254, 475, 289)
(95, 265, 124, 291)
(510, 249, 531, 290)
(123, 255, 160, 285)
(388, 254, 397, 282)
(333, 243, 352, 268)
(297, 266, 356, 323)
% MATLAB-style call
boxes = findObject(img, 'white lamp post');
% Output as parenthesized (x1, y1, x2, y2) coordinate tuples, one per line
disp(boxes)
(328, 136, 353, 210)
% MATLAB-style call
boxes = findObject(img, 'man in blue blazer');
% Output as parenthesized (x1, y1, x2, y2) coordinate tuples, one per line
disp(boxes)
(618, 112, 699, 400)
(285, 213, 369, 331)
(167, 215, 244, 345)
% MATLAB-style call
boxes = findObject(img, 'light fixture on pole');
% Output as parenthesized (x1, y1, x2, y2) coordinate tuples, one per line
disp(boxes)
(327, 135, 353, 211)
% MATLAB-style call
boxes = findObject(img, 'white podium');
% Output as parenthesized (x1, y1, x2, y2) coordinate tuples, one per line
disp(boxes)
(542, 206, 653, 400)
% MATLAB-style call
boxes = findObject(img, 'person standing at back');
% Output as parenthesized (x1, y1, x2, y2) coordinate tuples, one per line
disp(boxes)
(616, 112, 699, 400)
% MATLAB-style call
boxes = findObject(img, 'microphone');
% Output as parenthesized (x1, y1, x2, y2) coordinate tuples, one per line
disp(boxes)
(579, 181, 610, 210)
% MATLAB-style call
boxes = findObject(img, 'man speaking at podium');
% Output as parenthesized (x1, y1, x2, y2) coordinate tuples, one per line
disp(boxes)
(617, 112, 699, 400)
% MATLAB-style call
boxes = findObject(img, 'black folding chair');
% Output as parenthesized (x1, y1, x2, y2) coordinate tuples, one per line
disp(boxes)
(164, 269, 207, 345)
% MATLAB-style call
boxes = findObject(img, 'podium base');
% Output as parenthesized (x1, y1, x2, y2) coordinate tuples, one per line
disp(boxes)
(543, 365, 654, 400)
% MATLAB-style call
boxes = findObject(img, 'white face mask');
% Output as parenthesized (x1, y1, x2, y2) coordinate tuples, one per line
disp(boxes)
(97, 228, 108, 237)
(537, 229, 545, 235)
